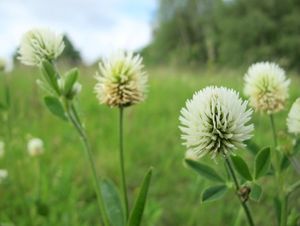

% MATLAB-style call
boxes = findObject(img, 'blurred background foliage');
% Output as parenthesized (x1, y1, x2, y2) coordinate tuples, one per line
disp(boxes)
(141, 0, 300, 70)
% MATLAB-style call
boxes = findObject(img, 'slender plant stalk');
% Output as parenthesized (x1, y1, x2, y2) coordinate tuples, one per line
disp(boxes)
(65, 102, 110, 226)
(269, 114, 287, 226)
(119, 107, 129, 219)
(224, 156, 255, 226)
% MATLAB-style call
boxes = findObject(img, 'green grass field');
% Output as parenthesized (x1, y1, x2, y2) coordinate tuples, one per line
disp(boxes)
(0, 65, 299, 226)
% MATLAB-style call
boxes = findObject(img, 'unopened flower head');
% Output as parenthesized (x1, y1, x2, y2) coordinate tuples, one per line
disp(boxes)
(0, 58, 6, 71)
(179, 86, 254, 159)
(0, 169, 8, 182)
(27, 138, 44, 156)
(0, 141, 5, 158)
(18, 28, 65, 66)
(94, 51, 148, 107)
(287, 98, 300, 135)
(244, 62, 290, 114)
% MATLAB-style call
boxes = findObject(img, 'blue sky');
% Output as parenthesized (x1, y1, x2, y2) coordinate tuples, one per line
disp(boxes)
(0, 0, 157, 64)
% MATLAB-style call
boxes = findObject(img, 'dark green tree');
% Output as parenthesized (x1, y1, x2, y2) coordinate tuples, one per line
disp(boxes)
(60, 34, 82, 65)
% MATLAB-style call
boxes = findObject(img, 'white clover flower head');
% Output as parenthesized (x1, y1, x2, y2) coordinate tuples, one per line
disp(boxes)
(18, 28, 65, 66)
(0, 58, 6, 71)
(244, 62, 290, 114)
(287, 98, 300, 135)
(94, 51, 148, 107)
(0, 141, 5, 158)
(0, 169, 8, 182)
(179, 86, 254, 160)
(27, 138, 44, 157)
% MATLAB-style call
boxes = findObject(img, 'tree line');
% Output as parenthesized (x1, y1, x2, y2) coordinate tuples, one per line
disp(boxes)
(142, 0, 300, 70)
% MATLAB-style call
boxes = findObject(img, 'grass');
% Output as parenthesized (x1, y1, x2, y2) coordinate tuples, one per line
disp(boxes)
(0, 65, 299, 226)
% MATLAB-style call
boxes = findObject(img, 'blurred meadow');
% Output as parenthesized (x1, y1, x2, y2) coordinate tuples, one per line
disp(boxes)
(0, 65, 299, 225)
(1, 0, 300, 225)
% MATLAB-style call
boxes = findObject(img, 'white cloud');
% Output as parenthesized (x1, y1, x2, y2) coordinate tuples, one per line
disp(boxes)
(0, 0, 157, 64)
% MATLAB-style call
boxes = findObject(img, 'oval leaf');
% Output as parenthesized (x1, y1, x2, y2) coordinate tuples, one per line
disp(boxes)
(185, 159, 224, 183)
(254, 147, 271, 179)
(231, 155, 252, 181)
(64, 68, 79, 96)
(41, 60, 60, 94)
(249, 183, 262, 202)
(202, 185, 227, 203)
(127, 168, 152, 226)
(101, 179, 125, 226)
(44, 96, 67, 121)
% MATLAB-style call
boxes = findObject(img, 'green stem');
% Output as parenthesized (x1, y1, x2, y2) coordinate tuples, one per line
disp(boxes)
(269, 114, 278, 147)
(224, 156, 255, 226)
(119, 107, 129, 219)
(269, 114, 287, 226)
(66, 102, 110, 226)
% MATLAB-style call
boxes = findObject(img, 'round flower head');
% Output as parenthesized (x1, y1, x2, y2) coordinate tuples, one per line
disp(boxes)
(244, 62, 290, 114)
(18, 28, 65, 66)
(94, 51, 148, 107)
(0, 169, 8, 182)
(287, 98, 300, 135)
(0, 58, 6, 71)
(0, 141, 5, 158)
(179, 86, 254, 159)
(27, 138, 44, 156)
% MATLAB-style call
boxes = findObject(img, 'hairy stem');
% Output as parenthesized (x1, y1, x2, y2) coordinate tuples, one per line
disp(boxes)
(119, 107, 129, 219)
(224, 156, 255, 226)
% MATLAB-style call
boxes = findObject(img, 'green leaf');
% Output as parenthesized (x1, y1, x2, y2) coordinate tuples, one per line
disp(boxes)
(249, 183, 262, 202)
(254, 147, 271, 179)
(245, 140, 260, 155)
(63, 68, 79, 96)
(41, 60, 60, 95)
(231, 155, 253, 181)
(201, 185, 227, 203)
(185, 159, 225, 183)
(44, 96, 67, 121)
(127, 168, 153, 226)
(274, 197, 281, 225)
(101, 179, 125, 226)
(280, 155, 290, 171)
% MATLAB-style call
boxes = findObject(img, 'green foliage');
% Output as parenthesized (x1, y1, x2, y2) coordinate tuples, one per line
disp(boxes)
(60, 35, 82, 65)
(201, 185, 227, 203)
(44, 96, 67, 121)
(231, 155, 253, 181)
(41, 61, 60, 95)
(1, 67, 300, 226)
(185, 159, 225, 183)
(127, 168, 153, 226)
(254, 147, 271, 179)
(63, 68, 79, 97)
(249, 183, 262, 202)
(101, 179, 125, 226)
(145, 0, 300, 70)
